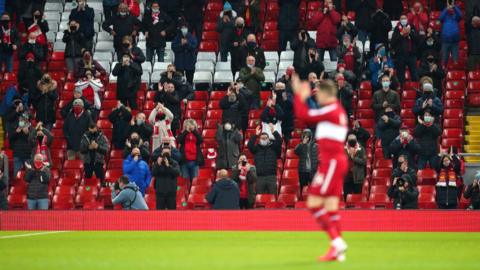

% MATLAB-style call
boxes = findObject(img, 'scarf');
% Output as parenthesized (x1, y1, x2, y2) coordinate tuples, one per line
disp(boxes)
(343, 44, 355, 71)
(2, 25, 11, 44)
(436, 167, 457, 187)
(239, 166, 248, 199)
(36, 135, 49, 161)
(27, 23, 46, 45)
(397, 24, 413, 52)
(152, 11, 160, 25)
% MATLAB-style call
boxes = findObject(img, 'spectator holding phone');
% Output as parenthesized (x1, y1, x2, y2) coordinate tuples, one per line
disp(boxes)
(152, 146, 180, 210)
(388, 174, 419, 209)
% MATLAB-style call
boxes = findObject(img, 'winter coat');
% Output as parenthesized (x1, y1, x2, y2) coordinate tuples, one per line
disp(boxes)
(417, 61, 445, 93)
(126, 122, 154, 145)
(336, 22, 358, 41)
(407, 12, 428, 33)
(232, 165, 257, 206)
(75, 59, 107, 79)
(392, 167, 418, 186)
(116, 45, 145, 65)
(151, 147, 182, 164)
(372, 89, 401, 116)
(103, 0, 120, 6)
(383, 0, 403, 18)
(109, 106, 132, 149)
(9, 126, 34, 159)
(25, 167, 50, 200)
(247, 132, 282, 176)
(63, 110, 93, 151)
(0, 174, 7, 210)
(101, 14, 141, 48)
(111, 182, 149, 210)
(216, 14, 235, 50)
(377, 113, 401, 150)
(389, 138, 421, 169)
(412, 95, 444, 117)
(80, 131, 109, 164)
(206, 178, 240, 209)
(387, 180, 419, 209)
(464, 184, 480, 209)
(69, 5, 95, 39)
(123, 155, 152, 196)
(291, 35, 316, 77)
(353, 0, 376, 31)
(351, 126, 371, 148)
(440, 6, 462, 43)
(337, 83, 354, 115)
(414, 123, 441, 158)
(112, 61, 142, 99)
(182, 0, 206, 24)
(0, 24, 19, 54)
(344, 145, 366, 184)
(231, 29, 249, 73)
(142, 10, 174, 48)
(276, 92, 294, 135)
(177, 130, 204, 165)
(31, 80, 58, 125)
(18, 61, 43, 94)
(239, 66, 265, 101)
(391, 24, 420, 58)
(220, 94, 246, 128)
(278, 0, 300, 31)
(123, 144, 150, 162)
(294, 142, 319, 175)
(368, 56, 394, 89)
(61, 97, 93, 119)
(151, 159, 180, 194)
(62, 30, 85, 58)
(18, 43, 44, 62)
(311, 9, 341, 49)
(370, 10, 392, 48)
(261, 105, 284, 125)
(216, 127, 243, 169)
(172, 32, 198, 71)
(153, 87, 182, 119)
(241, 45, 266, 70)
(28, 128, 53, 164)
(466, 16, 480, 56)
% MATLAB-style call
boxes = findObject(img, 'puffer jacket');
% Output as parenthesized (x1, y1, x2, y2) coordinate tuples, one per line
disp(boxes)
(439, 6, 462, 43)
(294, 134, 318, 175)
(79, 131, 109, 164)
(25, 167, 50, 200)
(247, 132, 282, 176)
(62, 30, 85, 58)
(31, 80, 58, 125)
(151, 159, 180, 193)
(122, 155, 152, 196)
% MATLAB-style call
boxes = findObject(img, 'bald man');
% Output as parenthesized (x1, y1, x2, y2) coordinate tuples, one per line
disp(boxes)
(206, 169, 240, 209)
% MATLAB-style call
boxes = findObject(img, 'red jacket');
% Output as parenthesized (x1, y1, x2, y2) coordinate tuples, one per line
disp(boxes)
(311, 10, 341, 49)
(407, 12, 428, 33)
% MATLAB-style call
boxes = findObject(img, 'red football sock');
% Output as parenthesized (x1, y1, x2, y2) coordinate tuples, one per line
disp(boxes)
(309, 207, 340, 241)
(328, 211, 342, 237)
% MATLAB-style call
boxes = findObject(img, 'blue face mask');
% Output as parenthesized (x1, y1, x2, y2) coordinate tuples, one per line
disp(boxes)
(382, 81, 391, 90)
(378, 48, 386, 57)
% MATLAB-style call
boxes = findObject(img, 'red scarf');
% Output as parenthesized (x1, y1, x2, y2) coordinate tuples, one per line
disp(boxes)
(36, 136, 48, 161)
(151, 11, 160, 24)
(239, 166, 248, 199)
(343, 44, 355, 71)
(2, 24, 11, 44)
(27, 23, 46, 45)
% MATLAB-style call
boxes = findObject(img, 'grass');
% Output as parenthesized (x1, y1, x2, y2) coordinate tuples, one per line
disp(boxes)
(0, 231, 478, 270)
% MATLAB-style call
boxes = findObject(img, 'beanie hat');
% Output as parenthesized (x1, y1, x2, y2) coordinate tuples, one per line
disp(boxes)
(223, 2, 232, 11)
(73, 98, 84, 107)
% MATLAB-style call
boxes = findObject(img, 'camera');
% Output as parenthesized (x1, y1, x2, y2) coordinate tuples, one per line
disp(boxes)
(114, 181, 120, 191)
(396, 178, 405, 187)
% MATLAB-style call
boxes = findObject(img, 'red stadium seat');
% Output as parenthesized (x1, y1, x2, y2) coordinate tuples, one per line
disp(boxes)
(372, 169, 391, 185)
(199, 41, 219, 52)
(441, 138, 462, 149)
(105, 169, 123, 183)
(206, 110, 222, 120)
(295, 201, 307, 209)
(359, 81, 372, 90)
(264, 21, 278, 31)
(357, 100, 372, 109)
(75, 185, 99, 208)
(443, 118, 463, 128)
(417, 169, 437, 185)
(190, 185, 210, 195)
(442, 128, 463, 138)
(445, 80, 466, 91)
(418, 193, 437, 209)
(52, 194, 74, 210)
(345, 194, 367, 208)
(370, 185, 388, 194)
(194, 91, 209, 100)
(187, 101, 207, 111)
(7, 194, 27, 209)
(374, 159, 393, 169)
(210, 91, 226, 100)
(418, 185, 436, 194)
(254, 194, 276, 208)
(187, 194, 209, 209)
(277, 194, 298, 207)
(446, 71, 466, 81)
(284, 159, 299, 169)
(201, 31, 218, 41)
(468, 71, 480, 80)
(367, 193, 392, 209)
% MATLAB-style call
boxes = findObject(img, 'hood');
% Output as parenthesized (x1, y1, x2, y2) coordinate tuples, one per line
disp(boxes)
(37, 79, 58, 93)
(124, 182, 139, 190)
(301, 129, 313, 139)
(216, 178, 237, 190)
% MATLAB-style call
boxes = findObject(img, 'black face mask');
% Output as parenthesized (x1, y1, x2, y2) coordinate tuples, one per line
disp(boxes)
(162, 152, 171, 158)
(131, 138, 140, 145)
(70, 26, 77, 31)
(37, 135, 44, 142)
(385, 111, 395, 117)
(275, 90, 284, 97)
(89, 131, 98, 137)
(241, 160, 247, 166)
(427, 58, 435, 63)
(423, 91, 433, 98)
(347, 139, 357, 147)
(1, 20, 9, 27)
(35, 14, 42, 20)
(123, 43, 130, 48)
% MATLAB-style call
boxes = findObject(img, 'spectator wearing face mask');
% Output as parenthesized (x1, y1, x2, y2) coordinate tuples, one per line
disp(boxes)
(336, 35, 361, 77)
(25, 153, 50, 210)
(0, 13, 18, 72)
(435, 154, 462, 209)
(61, 87, 93, 119)
(310, 0, 341, 61)
(172, 23, 198, 84)
(248, 125, 282, 194)
(112, 53, 142, 109)
(152, 145, 180, 210)
(294, 129, 318, 189)
(17, 52, 43, 95)
(102, 3, 141, 51)
(116, 35, 145, 66)
(177, 119, 204, 182)
(369, 44, 394, 90)
(216, 2, 237, 62)
(232, 153, 257, 209)
(127, 112, 153, 143)
(239, 55, 265, 109)
(18, 32, 44, 62)
(232, 81, 252, 131)
(31, 74, 58, 130)
(63, 99, 93, 160)
(343, 134, 366, 200)
(109, 101, 132, 149)
(439, 3, 462, 65)
(466, 14, 480, 70)
(349, 121, 371, 148)
(273, 82, 294, 143)
(391, 14, 420, 84)
(369, 9, 392, 53)
(408, 1, 428, 36)
(464, 172, 480, 210)
(392, 155, 417, 185)
(372, 75, 400, 119)
(153, 81, 181, 135)
(377, 105, 401, 158)
(335, 73, 353, 117)
(278, 0, 301, 51)
(80, 123, 109, 185)
(242, 34, 265, 70)
(292, 30, 316, 79)
(123, 147, 151, 196)
(418, 54, 445, 96)
(329, 61, 357, 87)
(26, 9, 48, 58)
(75, 50, 107, 80)
(216, 121, 243, 170)
(74, 70, 103, 117)
(231, 17, 248, 74)
(336, 15, 357, 41)
(148, 102, 174, 151)
(103, 0, 120, 22)
(9, 112, 34, 176)
(63, 19, 85, 72)
(142, 1, 174, 62)
(389, 127, 420, 169)
(304, 47, 325, 80)
(413, 76, 444, 118)
(29, 122, 53, 167)
(124, 131, 150, 161)
(419, 27, 442, 60)
(221, 84, 246, 129)
(69, 0, 95, 51)
(414, 111, 441, 170)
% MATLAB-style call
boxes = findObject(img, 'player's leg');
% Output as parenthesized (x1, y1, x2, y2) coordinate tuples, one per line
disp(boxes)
(324, 196, 347, 258)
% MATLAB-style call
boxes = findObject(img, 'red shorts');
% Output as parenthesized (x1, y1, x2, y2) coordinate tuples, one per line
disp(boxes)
(308, 155, 348, 198)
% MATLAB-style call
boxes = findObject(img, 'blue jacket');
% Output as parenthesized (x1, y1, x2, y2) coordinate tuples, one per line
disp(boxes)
(103, 0, 119, 6)
(368, 57, 394, 88)
(0, 0, 4, 15)
(0, 85, 28, 117)
(206, 178, 240, 209)
(69, 5, 96, 39)
(439, 6, 462, 43)
(123, 155, 152, 196)
(172, 32, 198, 71)
(412, 96, 444, 117)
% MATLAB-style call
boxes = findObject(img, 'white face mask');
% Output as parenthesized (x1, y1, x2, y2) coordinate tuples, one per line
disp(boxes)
(28, 39, 35, 44)
(224, 123, 232, 131)
(119, 12, 128, 16)
(152, 8, 159, 13)
(181, 27, 188, 36)
(423, 83, 433, 92)
(400, 19, 408, 26)
(247, 64, 254, 68)
(382, 81, 390, 90)
(259, 139, 269, 146)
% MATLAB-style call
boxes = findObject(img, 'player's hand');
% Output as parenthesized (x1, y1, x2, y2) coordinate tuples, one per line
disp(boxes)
(292, 74, 311, 102)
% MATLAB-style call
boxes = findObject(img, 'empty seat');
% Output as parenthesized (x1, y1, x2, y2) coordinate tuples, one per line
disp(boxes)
(195, 61, 215, 73)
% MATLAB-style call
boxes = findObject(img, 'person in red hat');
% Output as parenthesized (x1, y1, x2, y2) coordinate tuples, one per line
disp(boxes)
(17, 52, 43, 96)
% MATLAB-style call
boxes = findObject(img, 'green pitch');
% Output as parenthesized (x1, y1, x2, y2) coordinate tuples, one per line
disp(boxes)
(0, 231, 478, 270)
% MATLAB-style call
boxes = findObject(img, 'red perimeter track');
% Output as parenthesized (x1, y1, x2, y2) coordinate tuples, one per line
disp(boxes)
(1, 210, 480, 232)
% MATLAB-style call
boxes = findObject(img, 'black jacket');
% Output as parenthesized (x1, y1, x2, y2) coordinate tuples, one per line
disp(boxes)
(126, 123, 153, 144)
(9, 126, 34, 159)
(18, 43, 45, 61)
(216, 14, 235, 49)
(153, 88, 181, 119)
(392, 167, 417, 186)
(247, 132, 282, 176)
(388, 182, 419, 209)
(220, 94, 246, 128)
(467, 16, 480, 56)
(116, 46, 146, 66)
(69, 5, 95, 39)
(261, 105, 284, 124)
(383, 0, 403, 18)
(389, 138, 421, 169)
(464, 184, 480, 209)
(63, 111, 93, 151)
(353, 0, 376, 31)
(0, 25, 19, 54)
(278, 0, 300, 31)
(206, 178, 240, 209)
(370, 10, 392, 48)
(109, 106, 132, 149)
(182, 0, 206, 23)
(142, 10, 174, 48)
(294, 141, 319, 175)
(351, 126, 371, 148)
(152, 159, 180, 193)
(291, 35, 316, 78)
(62, 30, 85, 58)
(377, 113, 401, 150)
(111, 61, 142, 99)
(102, 14, 141, 48)
(30, 84, 58, 125)
(61, 97, 93, 119)
(79, 131, 109, 165)
(414, 123, 441, 157)
(418, 60, 445, 95)
(17, 61, 43, 95)
(391, 25, 419, 58)
(25, 167, 50, 200)
(338, 83, 354, 116)
(123, 144, 151, 162)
